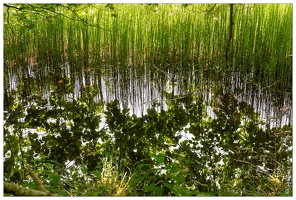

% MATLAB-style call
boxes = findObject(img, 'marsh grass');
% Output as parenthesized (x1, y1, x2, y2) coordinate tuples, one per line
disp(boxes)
(3, 5, 292, 197)
(4, 4, 292, 126)
(4, 4, 292, 78)
(4, 4, 292, 128)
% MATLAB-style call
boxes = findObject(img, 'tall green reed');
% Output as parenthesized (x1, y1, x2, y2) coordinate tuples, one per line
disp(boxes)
(4, 4, 292, 105)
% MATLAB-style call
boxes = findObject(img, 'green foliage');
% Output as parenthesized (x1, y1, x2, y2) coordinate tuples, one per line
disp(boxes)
(3, 4, 292, 196)
(4, 4, 292, 96)
(4, 82, 292, 196)
(144, 185, 164, 196)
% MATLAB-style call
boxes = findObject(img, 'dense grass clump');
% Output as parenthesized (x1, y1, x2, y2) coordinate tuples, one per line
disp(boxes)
(4, 4, 292, 88)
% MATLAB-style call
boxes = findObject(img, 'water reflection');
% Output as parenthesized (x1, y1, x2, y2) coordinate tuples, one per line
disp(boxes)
(4, 63, 292, 129)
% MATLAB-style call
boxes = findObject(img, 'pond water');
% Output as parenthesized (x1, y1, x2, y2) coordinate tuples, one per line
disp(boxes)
(4, 62, 292, 149)
(3, 61, 292, 194)
(43, 63, 292, 126)
(5, 63, 292, 127)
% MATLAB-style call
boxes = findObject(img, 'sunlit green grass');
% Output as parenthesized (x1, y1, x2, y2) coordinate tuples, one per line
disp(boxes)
(4, 4, 291, 71)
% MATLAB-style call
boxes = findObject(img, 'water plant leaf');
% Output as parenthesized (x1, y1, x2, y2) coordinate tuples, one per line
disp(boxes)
(170, 164, 179, 173)
(22, 182, 36, 190)
(49, 173, 61, 186)
(155, 155, 165, 164)
(174, 173, 185, 183)
(3, 3, 292, 196)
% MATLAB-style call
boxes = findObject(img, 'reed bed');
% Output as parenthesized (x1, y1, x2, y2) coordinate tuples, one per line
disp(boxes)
(4, 4, 292, 109)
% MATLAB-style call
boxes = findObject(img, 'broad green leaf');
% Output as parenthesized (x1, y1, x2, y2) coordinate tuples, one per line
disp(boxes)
(144, 185, 164, 196)
(45, 162, 53, 170)
(49, 173, 61, 186)
(57, 190, 71, 196)
(174, 173, 185, 183)
(23, 182, 36, 189)
(170, 164, 179, 173)
(155, 156, 165, 163)
(137, 163, 151, 170)
(163, 183, 174, 191)
(130, 176, 145, 187)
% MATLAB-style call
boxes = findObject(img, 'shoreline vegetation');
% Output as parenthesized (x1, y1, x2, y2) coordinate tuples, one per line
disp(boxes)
(4, 3, 292, 196)
(4, 4, 292, 88)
